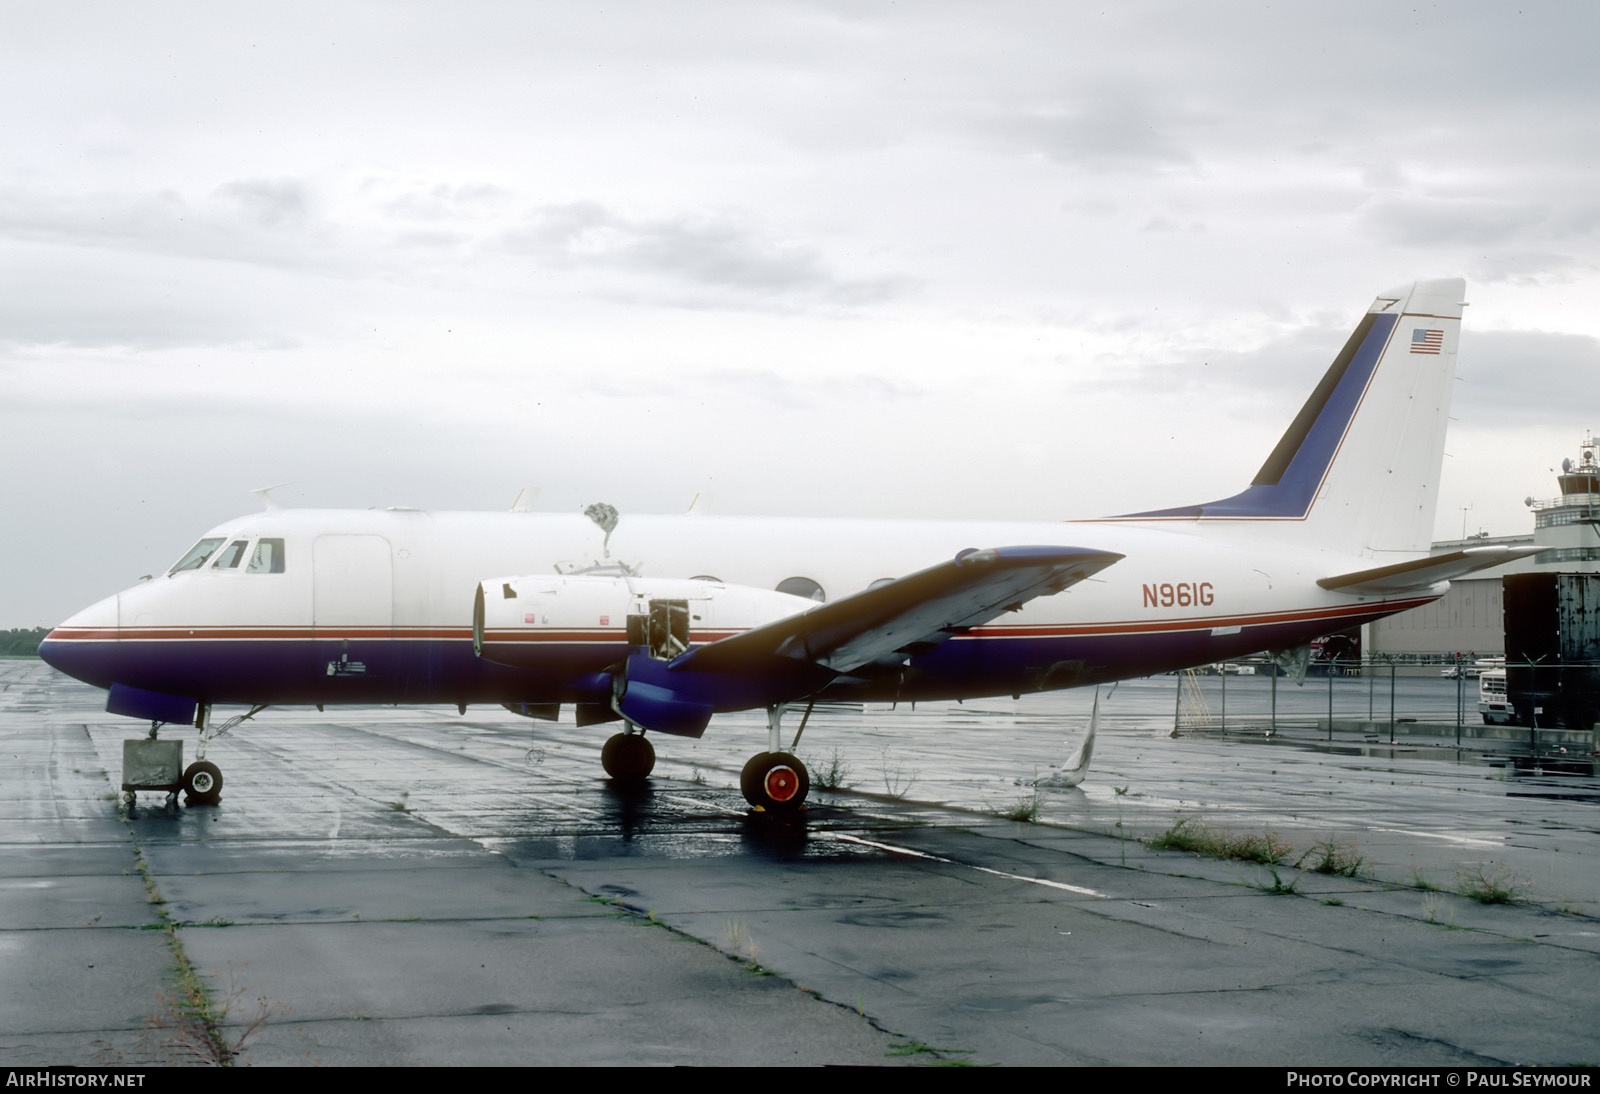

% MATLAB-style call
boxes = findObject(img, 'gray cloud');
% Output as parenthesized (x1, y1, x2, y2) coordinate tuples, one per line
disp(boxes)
(1455, 329, 1600, 425)
(1074, 316, 1349, 401)
(216, 178, 311, 227)
(1362, 196, 1600, 283)
(500, 202, 911, 307)
(0, 182, 345, 276)
(1363, 197, 1562, 249)
(998, 87, 1198, 174)
(1468, 251, 1590, 286)
(1079, 319, 1600, 427)
(572, 367, 922, 411)
(375, 181, 515, 222)
(0, 241, 316, 351)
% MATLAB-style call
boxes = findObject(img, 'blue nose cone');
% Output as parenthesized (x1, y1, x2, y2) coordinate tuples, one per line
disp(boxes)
(38, 629, 118, 689)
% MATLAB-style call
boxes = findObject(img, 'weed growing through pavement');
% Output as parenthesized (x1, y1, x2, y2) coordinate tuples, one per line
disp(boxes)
(148, 962, 281, 1066)
(807, 747, 854, 791)
(989, 791, 1039, 823)
(1456, 862, 1530, 905)
(1147, 817, 1291, 864)
(888, 1041, 976, 1061)
(129, 842, 280, 1066)
(1255, 866, 1300, 895)
(878, 747, 919, 799)
(1296, 839, 1366, 877)
(719, 919, 763, 969)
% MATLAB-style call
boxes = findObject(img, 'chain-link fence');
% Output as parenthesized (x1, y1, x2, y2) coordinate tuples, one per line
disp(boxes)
(1172, 656, 1600, 752)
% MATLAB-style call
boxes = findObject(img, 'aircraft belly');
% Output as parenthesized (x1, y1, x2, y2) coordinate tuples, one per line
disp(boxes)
(80, 635, 623, 706)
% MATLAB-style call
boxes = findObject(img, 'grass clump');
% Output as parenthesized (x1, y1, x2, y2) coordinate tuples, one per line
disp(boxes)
(888, 1041, 976, 1060)
(808, 748, 853, 791)
(1456, 862, 1529, 905)
(1147, 817, 1216, 854)
(1409, 868, 1441, 892)
(1296, 839, 1365, 877)
(1147, 817, 1290, 864)
(1255, 866, 1300, 895)
(989, 792, 1040, 823)
(1226, 832, 1292, 865)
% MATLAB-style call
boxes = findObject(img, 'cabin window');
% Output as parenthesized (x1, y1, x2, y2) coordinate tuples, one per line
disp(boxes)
(775, 576, 826, 602)
(212, 540, 249, 569)
(248, 539, 286, 574)
(169, 538, 225, 574)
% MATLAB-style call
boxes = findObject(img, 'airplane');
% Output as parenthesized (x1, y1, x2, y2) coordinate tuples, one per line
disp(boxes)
(40, 277, 1542, 813)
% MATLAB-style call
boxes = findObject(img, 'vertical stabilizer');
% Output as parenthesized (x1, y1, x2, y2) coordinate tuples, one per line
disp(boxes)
(1122, 279, 1465, 557)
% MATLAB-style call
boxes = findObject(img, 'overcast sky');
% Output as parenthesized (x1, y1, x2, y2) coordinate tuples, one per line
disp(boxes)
(5, 1, 1599, 627)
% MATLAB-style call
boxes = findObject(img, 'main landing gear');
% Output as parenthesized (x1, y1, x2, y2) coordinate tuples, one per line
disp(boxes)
(738, 705, 811, 814)
(597, 705, 816, 814)
(601, 730, 656, 785)
(740, 751, 809, 812)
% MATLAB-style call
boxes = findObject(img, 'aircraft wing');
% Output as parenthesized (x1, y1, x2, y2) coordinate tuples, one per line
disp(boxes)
(673, 545, 1123, 677)
(1316, 545, 1548, 596)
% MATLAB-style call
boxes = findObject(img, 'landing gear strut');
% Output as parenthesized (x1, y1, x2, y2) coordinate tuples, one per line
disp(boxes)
(174, 702, 265, 808)
(739, 705, 811, 812)
(601, 731, 655, 784)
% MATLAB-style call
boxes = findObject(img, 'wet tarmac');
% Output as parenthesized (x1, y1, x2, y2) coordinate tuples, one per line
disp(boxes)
(3, 660, 1599, 1066)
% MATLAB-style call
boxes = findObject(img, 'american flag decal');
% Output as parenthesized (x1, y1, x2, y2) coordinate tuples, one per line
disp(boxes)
(1410, 328, 1443, 354)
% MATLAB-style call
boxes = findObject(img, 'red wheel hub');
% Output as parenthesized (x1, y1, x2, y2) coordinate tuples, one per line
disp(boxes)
(764, 765, 799, 803)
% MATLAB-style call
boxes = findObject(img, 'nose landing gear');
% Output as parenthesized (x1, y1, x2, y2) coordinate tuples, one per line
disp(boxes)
(182, 760, 223, 807)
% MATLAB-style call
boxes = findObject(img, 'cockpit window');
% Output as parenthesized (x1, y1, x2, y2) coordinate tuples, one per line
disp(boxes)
(169, 538, 225, 574)
(247, 538, 286, 574)
(212, 540, 249, 569)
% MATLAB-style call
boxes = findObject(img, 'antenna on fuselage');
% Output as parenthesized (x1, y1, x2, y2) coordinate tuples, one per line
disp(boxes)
(511, 486, 539, 513)
(250, 482, 295, 511)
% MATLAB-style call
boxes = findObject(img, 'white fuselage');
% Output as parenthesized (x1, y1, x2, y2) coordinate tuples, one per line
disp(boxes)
(42, 506, 1438, 711)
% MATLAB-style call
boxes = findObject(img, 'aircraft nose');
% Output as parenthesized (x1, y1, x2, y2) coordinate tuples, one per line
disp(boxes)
(37, 593, 120, 687)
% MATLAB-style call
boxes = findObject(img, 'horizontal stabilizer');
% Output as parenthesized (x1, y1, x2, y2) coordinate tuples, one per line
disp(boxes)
(675, 545, 1123, 676)
(1317, 545, 1548, 596)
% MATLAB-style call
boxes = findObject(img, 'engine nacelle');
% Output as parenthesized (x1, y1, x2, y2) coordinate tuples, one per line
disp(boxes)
(473, 574, 814, 670)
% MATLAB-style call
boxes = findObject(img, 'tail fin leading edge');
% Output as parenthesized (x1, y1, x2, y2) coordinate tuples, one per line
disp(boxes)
(1123, 278, 1465, 556)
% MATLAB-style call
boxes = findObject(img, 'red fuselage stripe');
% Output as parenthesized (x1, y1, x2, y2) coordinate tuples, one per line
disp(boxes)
(44, 595, 1437, 646)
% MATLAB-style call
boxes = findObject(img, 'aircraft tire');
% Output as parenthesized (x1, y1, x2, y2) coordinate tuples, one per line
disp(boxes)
(741, 752, 808, 813)
(739, 752, 770, 802)
(601, 733, 655, 784)
(183, 761, 223, 807)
